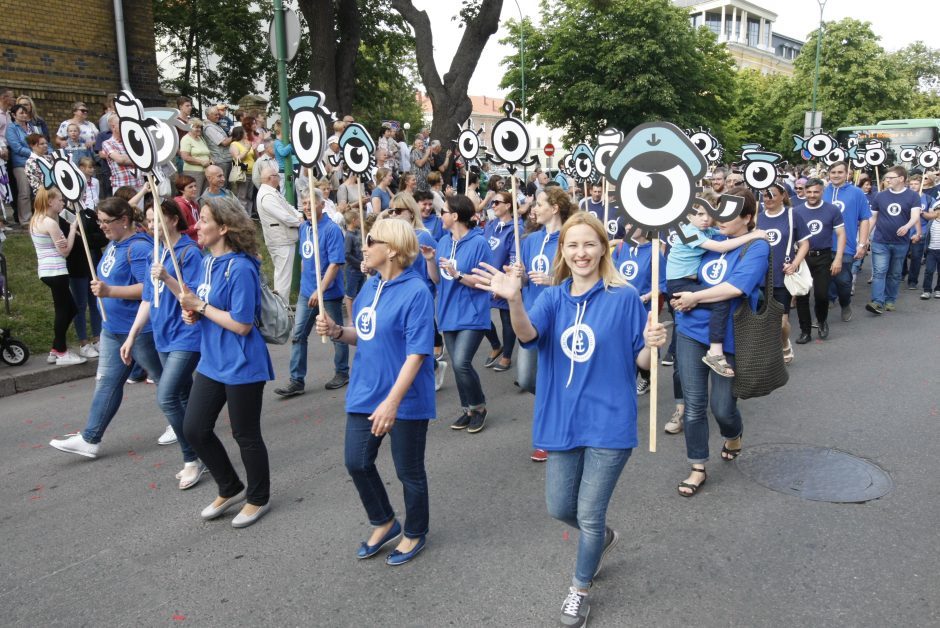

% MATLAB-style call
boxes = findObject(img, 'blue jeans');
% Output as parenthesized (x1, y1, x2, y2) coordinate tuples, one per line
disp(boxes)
(516, 345, 537, 394)
(923, 249, 940, 292)
(870, 241, 909, 306)
(288, 295, 348, 385)
(69, 276, 102, 342)
(829, 253, 855, 307)
(676, 333, 742, 463)
(667, 278, 729, 344)
(907, 240, 926, 286)
(82, 330, 163, 444)
(545, 447, 632, 589)
(443, 329, 486, 411)
(345, 413, 430, 538)
(157, 350, 200, 463)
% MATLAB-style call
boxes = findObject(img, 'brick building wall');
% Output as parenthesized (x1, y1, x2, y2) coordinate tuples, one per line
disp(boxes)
(0, 0, 161, 130)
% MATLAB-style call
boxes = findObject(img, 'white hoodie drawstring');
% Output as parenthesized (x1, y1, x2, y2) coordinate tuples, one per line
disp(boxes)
(566, 300, 589, 388)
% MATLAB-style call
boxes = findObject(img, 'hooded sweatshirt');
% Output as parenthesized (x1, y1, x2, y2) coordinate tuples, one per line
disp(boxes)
(435, 226, 491, 331)
(97, 231, 153, 335)
(520, 227, 560, 310)
(483, 217, 521, 310)
(142, 234, 202, 352)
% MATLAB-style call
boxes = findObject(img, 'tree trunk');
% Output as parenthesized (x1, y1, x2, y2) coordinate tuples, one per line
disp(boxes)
(298, 0, 361, 116)
(391, 0, 503, 145)
(334, 0, 361, 116)
(183, 13, 196, 88)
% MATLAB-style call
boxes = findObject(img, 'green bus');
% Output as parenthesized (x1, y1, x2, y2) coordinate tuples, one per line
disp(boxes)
(836, 119, 940, 159)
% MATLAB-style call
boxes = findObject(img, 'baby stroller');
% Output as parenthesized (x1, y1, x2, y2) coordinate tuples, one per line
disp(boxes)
(0, 327, 29, 366)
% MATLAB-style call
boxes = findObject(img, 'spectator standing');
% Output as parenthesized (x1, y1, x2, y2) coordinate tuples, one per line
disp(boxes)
(101, 115, 144, 193)
(16, 96, 50, 141)
(411, 138, 432, 191)
(55, 101, 98, 150)
(98, 93, 117, 133)
(63, 123, 94, 165)
(203, 106, 233, 183)
(179, 119, 211, 193)
(256, 165, 303, 298)
(6, 103, 36, 221)
(229, 127, 254, 214)
(396, 129, 411, 174)
(199, 165, 243, 211)
(24, 134, 51, 196)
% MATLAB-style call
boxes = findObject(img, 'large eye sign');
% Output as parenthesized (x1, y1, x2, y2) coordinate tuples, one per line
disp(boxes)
(898, 146, 918, 163)
(740, 159, 779, 191)
(288, 91, 332, 169)
(864, 140, 887, 167)
(50, 150, 86, 202)
(823, 147, 846, 166)
(919, 146, 939, 170)
(334, 123, 375, 176)
(571, 143, 596, 183)
(115, 90, 157, 173)
(457, 121, 482, 161)
(852, 152, 868, 169)
(793, 131, 837, 159)
(560, 153, 575, 176)
(593, 127, 622, 177)
(488, 101, 537, 170)
(144, 108, 182, 166)
(687, 127, 722, 164)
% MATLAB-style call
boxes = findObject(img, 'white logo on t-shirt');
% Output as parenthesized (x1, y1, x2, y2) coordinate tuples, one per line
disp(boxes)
(619, 260, 639, 281)
(355, 307, 376, 341)
(587, 210, 598, 219)
(886, 203, 902, 217)
(702, 258, 728, 286)
(488, 236, 500, 250)
(560, 323, 595, 362)
(100, 247, 116, 278)
(807, 219, 823, 235)
(833, 200, 845, 214)
(301, 240, 314, 259)
(667, 232, 680, 247)
(196, 283, 210, 300)
(766, 229, 782, 246)
(606, 220, 618, 235)
(531, 254, 550, 275)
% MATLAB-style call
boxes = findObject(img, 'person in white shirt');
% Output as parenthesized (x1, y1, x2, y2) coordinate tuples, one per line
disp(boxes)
(256, 164, 303, 297)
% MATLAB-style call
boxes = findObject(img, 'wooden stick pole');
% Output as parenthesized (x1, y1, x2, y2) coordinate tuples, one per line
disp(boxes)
(147, 175, 185, 300)
(309, 168, 327, 344)
(649, 233, 660, 453)
(72, 201, 107, 322)
(465, 164, 470, 195)
(853, 168, 860, 186)
(357, 180, 366, 244)
(603, 178, 610, 238)
(583, 181, 588, 205)
(875, 167, 881, 192)
(510, 174, 522, 265)
(149, 175, 161, 308)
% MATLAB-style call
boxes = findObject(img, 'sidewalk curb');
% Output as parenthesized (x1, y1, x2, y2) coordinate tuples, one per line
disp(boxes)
(0, 358, 97, 398)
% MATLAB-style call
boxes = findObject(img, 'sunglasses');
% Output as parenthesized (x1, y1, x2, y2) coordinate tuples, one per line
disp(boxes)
(77, 108, 88, 113)
(390, 207, 411, 215)
(366, 233, 386, 247)
(494, 200, 509, 205)
(795, 187, 805, 191)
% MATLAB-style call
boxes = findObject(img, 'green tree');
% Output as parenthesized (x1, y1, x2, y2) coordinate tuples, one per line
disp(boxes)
(723, 69, 797, 157)
(499, 0, 736, 146)
(891, 42, 940, 120)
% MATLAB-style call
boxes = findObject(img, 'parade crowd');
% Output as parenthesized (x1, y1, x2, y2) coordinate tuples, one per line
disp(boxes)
(2, 86, 939, 627)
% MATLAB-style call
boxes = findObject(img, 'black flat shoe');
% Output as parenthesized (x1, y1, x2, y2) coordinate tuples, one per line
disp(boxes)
(818, 321, 829, 340)
(795, 332, 812, 345)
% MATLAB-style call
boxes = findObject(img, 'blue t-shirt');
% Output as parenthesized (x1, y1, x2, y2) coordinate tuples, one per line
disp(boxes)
(796, 201, 844, 250)
(871, 188, 923, 245)
(142, 235, 202, 352)
(410, 229, 438, 296)
(824, 183, 872, 256)
(483, 218, 520, 310)
(523, 279, 646, 451)
(422, 214, 444, 241)
(346, 269, 436, 420)
(675, 239, 769, 354)
(757, 208, 810, 288)
(666, 223, 718, 280)
(195, 252, 275, 385)
(612, 241, 666, 311)
(520, 228, 560, 310)
(97, 232, 154, 335)
(371, 187, 391, 212)
(435, 227, 492, 331)
(299, 216, 345, 300)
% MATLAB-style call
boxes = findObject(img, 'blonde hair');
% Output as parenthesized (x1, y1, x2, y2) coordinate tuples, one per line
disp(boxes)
(388, 192, 428, 232)
(553, 213, 625, 289)
(343, 209, 360, 227)
(370, 217, 418, 268)
(31, 186, 62, 231)
(375, 168, 391, 185)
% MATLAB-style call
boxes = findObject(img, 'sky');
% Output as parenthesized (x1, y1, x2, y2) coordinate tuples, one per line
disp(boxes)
(414, 0, 937, 99)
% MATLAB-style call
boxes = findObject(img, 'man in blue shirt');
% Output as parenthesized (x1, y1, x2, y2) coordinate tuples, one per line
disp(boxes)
(824, 161, 871, 322)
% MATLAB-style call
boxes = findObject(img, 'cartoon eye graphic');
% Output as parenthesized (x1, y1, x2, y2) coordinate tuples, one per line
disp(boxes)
(852, 153, 868, 169)
(919, 147, 939, 170)
(457, 122, 482, 162)
(706, 146, 724, 163)
(823, 147, 846, 166)
(491, 118, 528, 164)
(689, 131, 715, 158)
(864, 141, 887, 167)
(333, 123, 375, 176)
(793, 131, 837, 159)
(115, 91, 157, 173)
(288, 91, 331, 169)
(743, 162, 777, 190)
(560, 153, 574, 176)
(620, 163, 693, 229)
(50, 150, 85, 202)
(593, 127, 622, 177)
(572, 144, 596, 182)
(898, 147, 918, 163)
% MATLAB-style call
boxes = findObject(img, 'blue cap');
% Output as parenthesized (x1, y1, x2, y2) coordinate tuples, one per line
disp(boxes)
(607, 122, 706, 181)
(288, 91, 325, 114)
(743, 149, 782, 163)
(338, 123, 375, 153)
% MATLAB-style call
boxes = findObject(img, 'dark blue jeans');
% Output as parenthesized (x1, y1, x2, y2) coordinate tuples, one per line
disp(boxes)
(157, 350, 200, 463)
(443, 329, 486, 411)
(829, 253, 855, 307)
(667, 278, 729, 344)
(676, 333, 743, 463)
(288, 295, 348, 385)
(69, 276, 102, 341)
(871, 241, 909, 306)
(907, 240, 926, 286)
(345, 413, 430, 539)
(923, 249, 940, 292)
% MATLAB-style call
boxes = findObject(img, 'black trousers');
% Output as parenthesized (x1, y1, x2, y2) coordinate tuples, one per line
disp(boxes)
(796, 251, 832, 332)
(183, 372, 269, 506)
(41, 275, 77, 353)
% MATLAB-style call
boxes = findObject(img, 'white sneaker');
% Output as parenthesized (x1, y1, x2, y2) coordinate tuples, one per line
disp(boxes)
(79, 344, 99, 358)
(157, 425, 178, 446)
(46, 351, 57, 364)
(49, 432, 99, 458)
(435, 360, 448, 392)
(178, 461, 207, 490)
(55, 351, 87, 366)
(92, 341, 100, 352)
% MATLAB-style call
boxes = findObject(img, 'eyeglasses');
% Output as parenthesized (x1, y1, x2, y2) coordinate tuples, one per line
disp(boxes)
(366, 233, 386, 247)
(390, 207, 411, 215)
(97, 216, 122, 225)
(795, 187, 805, 191)
(883, 175, 900, 181)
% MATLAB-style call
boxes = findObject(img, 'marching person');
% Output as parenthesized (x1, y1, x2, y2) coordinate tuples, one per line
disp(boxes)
(256, 164, 303, 298)
(823, 161, 871, 322)
(315, 217, 436, 566)
(49, 196, 163, 458)
(670, 191, 769, 497)
(274, 189, 349, 397)
(120, 200, 206, 489)
(178, 196, 275, 528)
(473, 212, 666, 628)
(421, 195, 491, 433)
(480, 190, 522, 373)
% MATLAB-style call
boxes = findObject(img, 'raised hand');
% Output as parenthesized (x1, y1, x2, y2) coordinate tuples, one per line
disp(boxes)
(472, 262, 522, 302)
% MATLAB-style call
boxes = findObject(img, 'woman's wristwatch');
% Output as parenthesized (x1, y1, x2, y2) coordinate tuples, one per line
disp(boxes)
(454, 272, 464, 282)
(198, 301, 208, 315)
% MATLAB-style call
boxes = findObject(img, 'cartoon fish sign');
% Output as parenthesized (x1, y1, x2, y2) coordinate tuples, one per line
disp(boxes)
(114, 90, 159, 175)
(793, 131, 838, 161)
(571, 143, 597, 184)
(38, 149, 86, 203)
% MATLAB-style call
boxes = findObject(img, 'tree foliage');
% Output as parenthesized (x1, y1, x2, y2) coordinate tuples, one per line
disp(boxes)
(722, 69, 796, 157)
(499, 0, 737, 146)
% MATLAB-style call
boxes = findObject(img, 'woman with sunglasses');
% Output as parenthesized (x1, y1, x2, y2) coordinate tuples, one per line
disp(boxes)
(421, 194, 492, 433)
(49, 196, 164, 459)
(757, 182, 810, 364)
(315, 217, 436, 565)
(481, 190, 523, 372)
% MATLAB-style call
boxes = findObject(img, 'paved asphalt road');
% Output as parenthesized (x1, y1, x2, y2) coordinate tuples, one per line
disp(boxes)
(2, 288, 939, 627)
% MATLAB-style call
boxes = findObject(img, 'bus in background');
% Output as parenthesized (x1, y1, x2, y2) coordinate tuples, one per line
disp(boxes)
(836, 119, 940, 164)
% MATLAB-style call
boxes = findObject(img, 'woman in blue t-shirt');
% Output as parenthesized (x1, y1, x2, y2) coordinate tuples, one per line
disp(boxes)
(49, 197, 164, 460)
(178, 196, 275, 529)
(370, 168, 393, 215)
(421, 195, 492, 433)
(316, 218, 436, 566)
(474, 212, 666, 626)
(480, 190, 523, 372)
(120, 200, 206, 490)
(670, 190, 769, 497)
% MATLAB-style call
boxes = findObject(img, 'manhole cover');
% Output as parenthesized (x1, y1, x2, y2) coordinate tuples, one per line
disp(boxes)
(736, 444, 893, 503)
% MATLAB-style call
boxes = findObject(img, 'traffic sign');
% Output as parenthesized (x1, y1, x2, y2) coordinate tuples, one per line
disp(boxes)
(544, 143, 555, 157)
(268, 8, 302, 63)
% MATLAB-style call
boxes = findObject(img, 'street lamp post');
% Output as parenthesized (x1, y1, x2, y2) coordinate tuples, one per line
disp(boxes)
(810, 0, 828, 133)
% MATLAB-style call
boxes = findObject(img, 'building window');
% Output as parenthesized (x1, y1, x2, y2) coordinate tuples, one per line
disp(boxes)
(764, 22, 772, 47)
(747, 19, 760, 47)
(705, 12, 721, 36)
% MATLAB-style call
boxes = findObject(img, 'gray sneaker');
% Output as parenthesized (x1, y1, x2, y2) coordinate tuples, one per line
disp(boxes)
(593, 527, 620, 579)
(934, 291, 940, 299)
(325, 373, 349, 390)
(274, 381, 305, 397)
(560, 587, 590, 627)
(840, 304, 853, 322)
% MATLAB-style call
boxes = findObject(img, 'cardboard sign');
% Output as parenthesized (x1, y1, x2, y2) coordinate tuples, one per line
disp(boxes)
(686, 127, 724, 164)
(487, 101, 538, 174)
(330, 123, 375, 179)
(38, 150, 86, 203)
(288, 91, 334, 175)
(735, 143, 786, 191)
(114, 90, 160, 175)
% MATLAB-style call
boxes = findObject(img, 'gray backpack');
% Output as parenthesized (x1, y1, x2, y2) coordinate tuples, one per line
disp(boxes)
(225, 259, 293, 344)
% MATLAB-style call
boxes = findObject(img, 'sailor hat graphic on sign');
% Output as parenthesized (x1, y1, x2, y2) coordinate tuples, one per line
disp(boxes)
(561, 324, 595, 363)
(619, 260, 639, 281)
(701, 258, 728, 286)
(355, 307, 377, 341)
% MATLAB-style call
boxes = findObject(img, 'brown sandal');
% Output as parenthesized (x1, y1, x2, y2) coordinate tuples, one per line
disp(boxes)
(702, 353, 735, 378)
(721, 440, 742, 461)
(677, 466, 707, 497)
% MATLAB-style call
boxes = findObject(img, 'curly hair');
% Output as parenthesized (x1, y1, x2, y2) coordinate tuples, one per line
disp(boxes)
(201, 196, 259, 256)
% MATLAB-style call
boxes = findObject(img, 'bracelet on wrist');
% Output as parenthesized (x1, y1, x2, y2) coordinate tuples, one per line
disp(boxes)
(198, 302, 208, 315)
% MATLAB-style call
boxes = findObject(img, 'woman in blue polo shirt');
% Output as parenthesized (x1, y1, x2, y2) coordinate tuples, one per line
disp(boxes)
(670, 190, 769, 497)
(178, 196, 275, 529)
(421, 195, 491, 433)
(119, 200, 205, 490)
(49, 196, 163, 459)
(316, 217, 435, 566)
(481, 190, 523, 372)
(474, 212, 666, 627)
